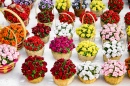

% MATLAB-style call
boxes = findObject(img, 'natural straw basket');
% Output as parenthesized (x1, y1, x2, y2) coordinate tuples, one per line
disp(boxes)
(28, 77, 44, 83)
(78, 76, 96, 84)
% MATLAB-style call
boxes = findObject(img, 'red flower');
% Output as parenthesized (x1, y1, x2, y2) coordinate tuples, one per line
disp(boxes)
(124, 12, 130, 25)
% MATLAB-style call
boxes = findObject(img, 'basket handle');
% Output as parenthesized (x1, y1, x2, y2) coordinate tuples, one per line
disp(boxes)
(80, 0, 82, 10)
(82, 12, 95, 25)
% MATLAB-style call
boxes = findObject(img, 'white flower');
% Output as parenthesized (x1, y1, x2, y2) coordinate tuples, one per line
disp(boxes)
(102, 50, 106, 55)
(117, 52, 121, 56)
(107, 49, 112, 54)
(117, 46, 122, 52)
(62, 33, 67, 36)
(117, 42, 122, 47)
(79, 72, 83, 77)
(85, 61, 91, 66)
(89, 75, 95, 80)
(62, 23, 68, 27)
(58, 32, 63, 36)
(106, 54, 111, 58)
(66, 24, 72, 30)
(89, 66, 94, 70)
(80, 70, 87, 76)
(83, 76, 88, 80)
(4, 0, 12, 6)
(54, 29, 58, 34)
(57, 25, 61, 30)
(112, 49, 117, 53)
(77, 65, 83, 71)
(112, 40, 117, 45)
(67, 33, 71, 37)
(95, 74, 100, 78)
(61, 29, 66, 34)
(111, 45, 117, 49)
(112, 53, 117, 57)
(103, 43, 111, 48)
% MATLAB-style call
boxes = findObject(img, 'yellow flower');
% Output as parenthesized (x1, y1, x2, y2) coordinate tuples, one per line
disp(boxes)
(86, 53, 91, 57)
(92, 7, 96, 11)
(81, 33, 85, 38)
(82, 29, 87, 32)
(79, 51, 84, 55)
(87, 29, 91, 34)
(88, 47, 92, 52)
(82, 47, 86, 51)
(127, 26, 130, 36)
(86, 34, 91, 37)
(62, 6, 66, 10)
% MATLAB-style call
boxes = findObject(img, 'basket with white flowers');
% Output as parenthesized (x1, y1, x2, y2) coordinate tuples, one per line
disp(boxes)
(102, 40, 124, 62)
(77, 61, 101, 84)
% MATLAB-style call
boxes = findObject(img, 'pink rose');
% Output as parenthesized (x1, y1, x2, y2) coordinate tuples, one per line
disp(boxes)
(108, 69, 113, 73)
(2, 60, 7, 65)
(105, 35, 110, 39)
(118, 71, 124, 76)
(112, 71, 118, 77)
(115, 67, 120, 72)
(109, 32, 113, 36)
(110, 27, 115, 32)
(109, 64, 114, 69)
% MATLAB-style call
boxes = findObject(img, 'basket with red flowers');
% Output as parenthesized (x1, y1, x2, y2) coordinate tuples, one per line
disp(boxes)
(124, 12, 130, 28)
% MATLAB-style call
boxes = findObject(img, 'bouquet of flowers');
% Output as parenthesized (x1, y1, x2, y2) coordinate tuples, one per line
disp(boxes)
(90, 1, 105, 17)
(49, 36, 75, 60)
(76, 24, 96, 42)
(77, 61, 101, 84)
(32, 23, 51, 43)
(79, 11, 97, 25)
(72, 0, 88, 17)
(126, 26, 130, 42)
(108, 0, 124, 13)
(50, 58, 76, 86)
(55, 0, 71, 13)
(101, 60, 126, 85)
(24, 36, 44, 56)
(100, 10, 120, 26)
(37, 11, 54, 27)
(100, 23, 124, 42)
(21, 56, 47, 83)
(125, 57, 130, 78)
(102, 40, 124, 62)
(59, 11, 75, 25)
(0, 0, 4, 6)
(124, 12, 130, 28)
(0, 44, 19, 73)
(76, 41, 99, 61)
(54, 22, 73, 39)
(38, 0, 54, 12)
(4, 4, 30, 26)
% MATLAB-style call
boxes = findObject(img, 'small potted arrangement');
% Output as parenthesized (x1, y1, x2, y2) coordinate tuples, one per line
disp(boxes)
(90, 1, 105, 17)
(49, 36, 75, 60)
(102, 40, 124, 62)
(50, 58, 76, 86)
(100, 23, 124, 43)
(126, 26, 130, 42)
(101, 60, 126, 85)
(76, 24, 96, 42)
(72, 0, 88, 17)
(100, 10, 120, 26)
(124, 12, 130, 28)
(0, 44, 19, 73)
(0, 0, 4, 6)
(125, 57, 130, 78)
(79, 11, 97, 25)
(4, 4, 30, 26)
(21, 55, 47, 83)
(108, 0, 124, 14)
(76, 41, 99, 61)
(12, 0, 35, 9)
(36, 11, 54, 27)
(24, 36, 44, 56)
(59, 11, 75, 26)
(54, 22, 73, 39)
(55, 0, 71, 13)
(38, 0, 54, 12)
(77, 61, 101, 84)
(32, 23, 51, 43)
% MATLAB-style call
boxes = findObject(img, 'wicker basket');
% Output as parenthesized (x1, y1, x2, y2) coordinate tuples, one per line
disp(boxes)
(57, 8, 69, 13)
(28, 77, 44, 83)
(91, 9, 103, 17)
(78, 76, 96, 84)
(127, 35, 130, 42)
(41, 34, 50, 44)
(79, 37, 95, 42)
(78, 54, 96, 62)
(103, 55, 121, 62)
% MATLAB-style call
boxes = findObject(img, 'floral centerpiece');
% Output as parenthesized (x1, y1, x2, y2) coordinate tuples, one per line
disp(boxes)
(100, 10, 120, 26)
(36, 11, 54, 27)
(102, 40, 124, 62)
(79, 11, 97, 25)
(76, 41, 99, 61)
(54, 22, 73, 39)
(77, 61, 101, 84)
(72, 0, 88, 17)
(126, 26, 130, 42)
(50, 58, 76, 86)
(90, 1, 105, 17)
(49, 36, 75, 60)
(0, 44, 19, 73)
(59, 11, 75, 26)
(32, 23, 51, 43)
(38, 0, 54, 12)
(0, 0, 4, 6)
(124, 12, 130, 28)
(100, 23, 124, 43)
(21, 56, 47, 83)
(108, 0, 124, 13)
(24, 36, 44, 56)
(55, 0, 71, 13)
(125, 57, 130, 78)
(4, 4, 30, 26)
(101, 60, 126, 85)
(76, 24, 96, 42)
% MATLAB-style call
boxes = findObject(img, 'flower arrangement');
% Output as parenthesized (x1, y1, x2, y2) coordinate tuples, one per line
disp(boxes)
(72, 0, 88, 17)
(55, 0, 71, 13)
(79, 11, 97, 25)
(102, 40, 124, 62)
(126, 26, 130, 42)
(76, 41, 99, 61)
(100, 23, 124, 42)
(125, 57, 130, 78)
(37, 11, 54, 27)
(90, 1, 105, 17)
(59, 11, 75, 25)
(0, 0, 5, 6)
(32, 23, 51, 43)
(21, 55, 47, 83)
(101, 60, 126, 85)
(50, 58, 76, 86)
(124, 12, 130, 28)
(100, 10, 120, 26)
(38, 0, 54, 12)
(108, 0, 124, 13)
(76, 24, 96, 42)
(77, 61, 101, 84)
(54, 22, 73, 39)
(4, 4, 30, 26)
(0, 44, 19, 73)
(24, 36, 44, 56)
(49, 36, 75, 60)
